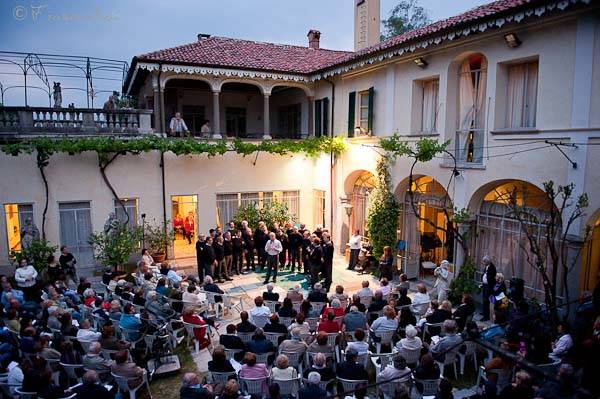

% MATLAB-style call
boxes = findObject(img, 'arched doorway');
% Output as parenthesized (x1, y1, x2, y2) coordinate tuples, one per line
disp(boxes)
(220, 82, 263, 138)
(581, 213, 600, 292)
(350, 171, 377, 236)
(397, 176, 453, 278)
(472, 180, 556, 298)
(270, 85, 310, 139)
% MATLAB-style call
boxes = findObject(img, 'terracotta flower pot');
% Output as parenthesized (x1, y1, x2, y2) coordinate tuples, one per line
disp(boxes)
(152, 252, 166, 264)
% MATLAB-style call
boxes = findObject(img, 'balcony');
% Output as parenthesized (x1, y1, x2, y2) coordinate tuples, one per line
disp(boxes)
(0, 106, 153, 138)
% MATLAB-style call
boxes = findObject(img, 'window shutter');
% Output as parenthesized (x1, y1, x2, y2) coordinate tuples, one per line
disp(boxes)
(348, 91, 356, 137)
(323, 97, 329, 136)
(315, 99, 322, 137)
(367, 86, 374, 134)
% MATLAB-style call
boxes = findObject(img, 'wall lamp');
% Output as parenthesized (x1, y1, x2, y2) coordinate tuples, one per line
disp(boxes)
(504, 33, 522, 48)
(413, 57, 428, 68)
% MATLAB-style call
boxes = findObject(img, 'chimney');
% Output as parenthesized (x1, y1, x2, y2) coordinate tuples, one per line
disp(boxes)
(307, 29, 321, 49)
(197, 33, 211, 41)
(354, 0, 380, 51)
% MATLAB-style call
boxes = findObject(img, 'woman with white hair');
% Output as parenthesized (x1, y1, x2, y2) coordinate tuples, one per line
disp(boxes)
(321, 298, 344, 318)
(433, 260, 450, 302)
(395, 324, 422, 352)
(270, 354, 298, 380)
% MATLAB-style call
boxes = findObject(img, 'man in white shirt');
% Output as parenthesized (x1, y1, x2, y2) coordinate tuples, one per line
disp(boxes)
(76, 319, 101, 341)
(169, 112, 189, 137)
(347, 229, 362, 270)
(356, 280, 374, 299)
(249, 296, 271, 326)
(263, 232, 282, 284)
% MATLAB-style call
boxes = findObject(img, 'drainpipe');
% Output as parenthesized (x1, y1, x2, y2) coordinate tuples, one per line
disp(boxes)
(325, 78, 335, 231)
(156, 65, 168, 249)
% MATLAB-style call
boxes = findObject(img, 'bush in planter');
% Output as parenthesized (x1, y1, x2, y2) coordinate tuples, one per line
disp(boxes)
(233, 201, 294, 230)
(10, 239, 57, 273)
(89, 221, 142, 272)
(145, 220, 174, 262)
(448, 257, 480, 304)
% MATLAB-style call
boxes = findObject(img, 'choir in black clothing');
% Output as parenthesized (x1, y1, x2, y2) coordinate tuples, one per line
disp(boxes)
(194, 220, 336, 291)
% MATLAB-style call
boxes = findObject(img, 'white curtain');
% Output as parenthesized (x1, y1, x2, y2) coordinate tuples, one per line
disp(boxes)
(216, 194, 239, 227)
(507, 62, 538, 128)
(458, 60, 475, 131)
(473, 58, 487, 163)
(422, 80, 439, 132)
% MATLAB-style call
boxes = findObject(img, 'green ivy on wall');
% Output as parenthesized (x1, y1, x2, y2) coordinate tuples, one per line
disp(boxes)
(366, 157, 401, 259)
(0, 135, 347, 158)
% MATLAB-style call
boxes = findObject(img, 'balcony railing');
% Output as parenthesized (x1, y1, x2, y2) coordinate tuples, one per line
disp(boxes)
(0, 106, 153, 137)
(455, 128, 484, 164)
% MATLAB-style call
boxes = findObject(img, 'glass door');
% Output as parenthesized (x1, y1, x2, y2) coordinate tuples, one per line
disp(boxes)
(171, 195, 198, 258)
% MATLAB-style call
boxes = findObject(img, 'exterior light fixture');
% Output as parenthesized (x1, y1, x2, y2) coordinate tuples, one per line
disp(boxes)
(343, 203, 354, 217)
(504, 33, 521, 48)
(413, 57, 428, 68)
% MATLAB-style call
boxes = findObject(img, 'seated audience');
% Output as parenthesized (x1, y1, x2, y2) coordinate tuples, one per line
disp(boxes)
(277, 297, 297, 318)
(343, 305, 368, 332)
(236, 311, 257, 333)
(111, 349, 144, 388)
(271, 354, 298, 380)
(207, 345, 235, 373)
(239, 352, 269, 379)
(263, 283, 280, 302)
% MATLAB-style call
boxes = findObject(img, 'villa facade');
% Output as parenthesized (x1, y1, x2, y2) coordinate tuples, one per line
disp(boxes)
(1, 0, 599, 299)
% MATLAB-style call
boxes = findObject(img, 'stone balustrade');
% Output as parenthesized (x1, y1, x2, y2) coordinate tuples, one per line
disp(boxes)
(0, 106, 153, 137)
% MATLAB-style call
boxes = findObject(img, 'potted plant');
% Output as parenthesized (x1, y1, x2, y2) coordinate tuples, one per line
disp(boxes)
(145, 220, 174, 263)
(89, 221, 142, 272)
(10, 239, 57, 273)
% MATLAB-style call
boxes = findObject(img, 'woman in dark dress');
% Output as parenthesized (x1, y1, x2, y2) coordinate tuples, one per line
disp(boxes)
(379, 246, 394, 281)
(277, 297, 298, 318)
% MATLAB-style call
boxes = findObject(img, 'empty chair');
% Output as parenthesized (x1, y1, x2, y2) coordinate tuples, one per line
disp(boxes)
(239, 376, 268, 397)
(413, 378, 440, 397)
(112, 370, 151, 399)
(279, 317, 293, 328)
(458, 341, 478, 375)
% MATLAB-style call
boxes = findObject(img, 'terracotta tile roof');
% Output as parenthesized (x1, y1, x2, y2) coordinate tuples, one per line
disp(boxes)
(136, 36, 351, 74)
(133, 0, 579, 75)
(316, 0, 550, 71)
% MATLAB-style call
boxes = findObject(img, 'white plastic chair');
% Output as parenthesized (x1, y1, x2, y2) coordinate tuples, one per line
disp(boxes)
(291, 301, 302, 313)
(311, 302, 326, 313)
(60, 362, 84, 384)
(182, 321, 207, 353)
(264, 332, 287, 347)
(225, 348, 244, 361)
(279, 317, 293, 327)
(271, 377, 300, 397)
(252, 314, 270, 329)
(223, 294, 244, 316)
(264, 300, 280, 312)
(209, 371, 237, 384)
(373, 330, 396, 353)
(337, 377, 368, 395)
(413, 378, 440, 396)
(77, 338, 96, 353)
(435, 349, 459, 379)
(239, 376, 268, 397)
(476, 366, 513, 392)
(14, 388, 37, 399)
(255, 351, 275, 365)
(306, 317, 319, 332)
(458, 341, 478, 375)
(236, 331, 254, 343)
(422, 322, 444, 339)
(399, 347, 421, 367)
(112, 369, 151, 399)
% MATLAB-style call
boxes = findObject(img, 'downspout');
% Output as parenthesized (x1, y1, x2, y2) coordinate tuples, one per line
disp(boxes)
(156, 65, 168, 245)
(326, 78, 335, 230)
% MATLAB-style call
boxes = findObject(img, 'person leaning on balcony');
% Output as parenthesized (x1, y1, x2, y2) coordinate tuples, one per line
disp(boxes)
(169, 112, 189, 137)
(200, 119, 211, 137)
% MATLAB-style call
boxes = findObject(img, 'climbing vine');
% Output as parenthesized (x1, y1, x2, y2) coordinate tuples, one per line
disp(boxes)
(366, 157, 401, 258)
(0, 135, 347, 158)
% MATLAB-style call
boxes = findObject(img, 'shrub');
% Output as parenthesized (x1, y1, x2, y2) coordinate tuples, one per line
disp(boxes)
(234, 201, 294, 231)
(10, 239, 57, 273)
(89, 221, 142, 271)
(448, 257, 480, 304)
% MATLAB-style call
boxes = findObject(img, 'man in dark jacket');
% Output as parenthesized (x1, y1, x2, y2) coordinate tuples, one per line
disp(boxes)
(236, 311, 257, 333)
(254, 223, 268, 270)
(481, 255, 497, 321)
(322, 233, 334, 292)
(179, 372, 214, 399)
(337, 347, 368, 380)
(72, 370, 112, 399)
(287, 227, 303, 273)
(299, 372, 328, 399)
(195, 234, 206, 281)
(308, 237, 323, 287)
(246, 328, 276, 355)
(307, 283, 328, 303)
(219, 324, 246, 361)
(202, 237, 217, 279)
(262, 283, 280, 302)
(242, 227, 255, 272)
(231, 230, 244, 275)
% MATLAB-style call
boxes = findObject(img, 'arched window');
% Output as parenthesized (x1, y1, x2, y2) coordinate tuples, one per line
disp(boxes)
(474, 181, 558, 298)
(456, 54, 487, 163)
